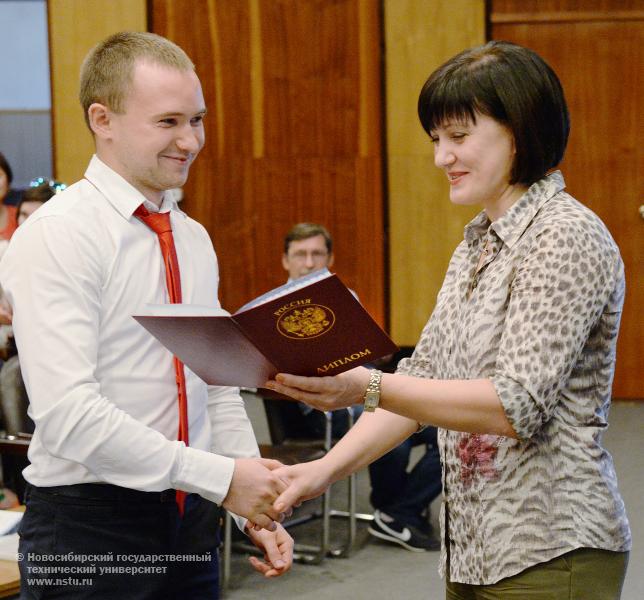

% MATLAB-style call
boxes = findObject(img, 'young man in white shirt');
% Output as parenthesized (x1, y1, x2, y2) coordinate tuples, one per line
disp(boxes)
(0, 32, 292, 599)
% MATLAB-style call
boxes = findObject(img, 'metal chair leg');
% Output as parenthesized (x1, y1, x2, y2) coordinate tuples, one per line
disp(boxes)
(220, 510, 232, 594)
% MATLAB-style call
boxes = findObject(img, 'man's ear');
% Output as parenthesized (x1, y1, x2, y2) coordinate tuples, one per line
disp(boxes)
(87, 103, 112, 139)
(281, 253, 290, 272)
(327, 252, 335, 269)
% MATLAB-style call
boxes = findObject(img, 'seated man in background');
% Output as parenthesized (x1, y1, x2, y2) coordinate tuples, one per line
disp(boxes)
(282, 222, 441, 551)
(281, 222, 358, 439)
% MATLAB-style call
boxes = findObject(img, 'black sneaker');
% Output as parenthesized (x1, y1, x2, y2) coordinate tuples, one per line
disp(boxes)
(368, 510, 441, 552)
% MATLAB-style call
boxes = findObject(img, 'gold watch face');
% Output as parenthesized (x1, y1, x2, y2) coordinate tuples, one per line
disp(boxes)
(364, 391, 379, 411)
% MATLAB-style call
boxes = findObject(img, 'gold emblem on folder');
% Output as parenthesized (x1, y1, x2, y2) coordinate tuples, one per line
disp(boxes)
(277, 304, 335, 339)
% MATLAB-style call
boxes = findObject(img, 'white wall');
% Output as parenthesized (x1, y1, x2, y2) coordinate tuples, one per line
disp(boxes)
(0, 0, 50, 110)
(0, 0, 52, 189)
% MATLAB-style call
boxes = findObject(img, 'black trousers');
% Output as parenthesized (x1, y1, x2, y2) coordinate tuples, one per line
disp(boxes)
(18, 484, 221, 600)
(368, 426, 441, 529)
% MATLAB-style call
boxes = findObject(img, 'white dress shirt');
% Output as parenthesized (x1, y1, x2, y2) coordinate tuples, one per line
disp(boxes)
(0, 155, 259, 505)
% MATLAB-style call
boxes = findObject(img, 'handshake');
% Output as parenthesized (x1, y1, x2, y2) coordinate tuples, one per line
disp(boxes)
(222, 456, 330, 531)
(222, 369, 372, 528)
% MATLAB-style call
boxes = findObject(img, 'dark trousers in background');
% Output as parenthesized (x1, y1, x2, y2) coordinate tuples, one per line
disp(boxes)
(18, 484, 221, 599)
(368, 425, 442, 530)
(300, 405, 363, 440)
(303, 409, 442, 530)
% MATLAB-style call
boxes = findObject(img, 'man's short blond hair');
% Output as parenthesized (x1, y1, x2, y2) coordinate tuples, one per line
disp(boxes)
(79, 31, 194, 129)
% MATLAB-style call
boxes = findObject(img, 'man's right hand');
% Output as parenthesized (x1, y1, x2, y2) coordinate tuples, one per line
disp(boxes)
(222, 457, 288, 530)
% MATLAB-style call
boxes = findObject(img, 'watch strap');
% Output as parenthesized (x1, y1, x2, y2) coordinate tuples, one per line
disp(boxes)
(363, 369, 382, 412)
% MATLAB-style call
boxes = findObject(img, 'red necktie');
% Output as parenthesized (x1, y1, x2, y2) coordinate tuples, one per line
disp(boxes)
(135, 204, 188, 514)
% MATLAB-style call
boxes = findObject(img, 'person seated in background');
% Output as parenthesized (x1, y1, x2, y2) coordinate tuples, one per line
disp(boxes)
(17, 178, 66, 225)
(0, 152, 18, 240)
(281, 223, 358, 439)
(282, 222, 441, 551)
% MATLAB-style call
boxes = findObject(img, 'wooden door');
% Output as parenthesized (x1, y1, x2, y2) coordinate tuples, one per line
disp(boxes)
(385, 0, 485, 346)
(150, 0, 386, 327)
(48, 0, 147, 184)
(491, 1, 644, 398)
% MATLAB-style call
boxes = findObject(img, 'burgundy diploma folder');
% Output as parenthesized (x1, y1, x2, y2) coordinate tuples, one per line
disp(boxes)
(134, 270, 398, 388)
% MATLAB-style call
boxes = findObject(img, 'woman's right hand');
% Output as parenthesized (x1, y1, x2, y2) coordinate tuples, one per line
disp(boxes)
(272, 459, 333, 514)
(265, 367, 371, 413)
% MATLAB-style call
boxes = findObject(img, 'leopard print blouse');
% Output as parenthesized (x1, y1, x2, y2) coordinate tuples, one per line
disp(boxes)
(397, 171, 631, 585)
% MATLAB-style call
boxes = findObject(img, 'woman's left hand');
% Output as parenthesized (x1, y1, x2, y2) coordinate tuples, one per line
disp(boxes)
(264, 366, 371, 412)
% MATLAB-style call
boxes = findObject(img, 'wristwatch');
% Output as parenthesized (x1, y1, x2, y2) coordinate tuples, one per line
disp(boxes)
(363, 369, 383, 412)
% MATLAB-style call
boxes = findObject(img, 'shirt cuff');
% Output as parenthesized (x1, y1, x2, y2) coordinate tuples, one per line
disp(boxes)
(395, 356, 434, 378)
(173, 445, 235, 505)
(490, 373, 542, 441)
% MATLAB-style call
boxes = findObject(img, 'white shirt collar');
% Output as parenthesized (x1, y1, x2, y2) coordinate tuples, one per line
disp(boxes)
(84, 154, 184, 219)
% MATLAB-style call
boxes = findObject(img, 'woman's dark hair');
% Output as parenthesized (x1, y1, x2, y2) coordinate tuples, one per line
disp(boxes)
(0, 152, 13, 185)
(418, 41, 570, 186)
(21, 182, 57, 204)
(15, 183, 57, 221)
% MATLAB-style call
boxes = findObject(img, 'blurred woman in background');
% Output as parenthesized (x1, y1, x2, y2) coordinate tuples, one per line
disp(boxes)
(0, 152, 18, 241)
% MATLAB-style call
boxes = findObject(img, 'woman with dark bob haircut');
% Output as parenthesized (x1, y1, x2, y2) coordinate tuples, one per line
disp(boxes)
(417, 40, 570, 187)
(265, 41, 631, 599)
(0, 152, 18, 240)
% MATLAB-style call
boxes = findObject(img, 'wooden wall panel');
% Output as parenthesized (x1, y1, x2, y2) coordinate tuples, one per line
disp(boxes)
(385, 0, 485, 345)
(48, 0, 147, 185)
(491, 0, 643, 397)
(492, 0, 644, 20)
(151, 0, 386, 324)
